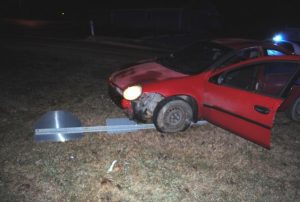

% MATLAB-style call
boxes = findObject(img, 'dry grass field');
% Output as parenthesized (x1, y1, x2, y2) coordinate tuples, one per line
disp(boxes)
(0, 37, 299, 202)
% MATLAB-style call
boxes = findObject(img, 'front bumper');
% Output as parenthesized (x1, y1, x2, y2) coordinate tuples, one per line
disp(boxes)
(108, 84, 134, 117)
(108, 84, 123, 107)
(108, 84, 164, 122)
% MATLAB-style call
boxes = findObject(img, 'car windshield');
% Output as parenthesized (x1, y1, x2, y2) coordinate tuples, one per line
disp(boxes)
(157, 41, 232, 75)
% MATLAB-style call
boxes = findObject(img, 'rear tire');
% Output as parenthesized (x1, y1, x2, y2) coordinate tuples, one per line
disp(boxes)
(153, 98, 193, 133)
(286, 97, 300, 121)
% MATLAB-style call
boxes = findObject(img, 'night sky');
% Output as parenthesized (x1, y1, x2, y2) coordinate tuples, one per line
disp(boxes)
(1, 0, 299, 22)
(1, 0, 299, 38)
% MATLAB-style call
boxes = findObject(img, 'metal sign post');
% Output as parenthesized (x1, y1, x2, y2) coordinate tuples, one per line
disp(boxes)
(34, 110, 208, 142)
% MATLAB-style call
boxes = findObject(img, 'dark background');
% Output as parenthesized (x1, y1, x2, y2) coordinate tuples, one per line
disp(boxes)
(1, 0, 299, 39)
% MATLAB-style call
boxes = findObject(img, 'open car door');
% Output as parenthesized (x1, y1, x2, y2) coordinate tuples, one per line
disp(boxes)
(203, 60, 300, 148)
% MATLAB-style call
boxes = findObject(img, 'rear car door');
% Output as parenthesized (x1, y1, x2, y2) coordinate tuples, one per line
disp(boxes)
(202, 61, 299, 148)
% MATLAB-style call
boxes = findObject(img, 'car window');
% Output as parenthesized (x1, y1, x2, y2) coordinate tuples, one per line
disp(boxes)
(157, 41, 232, 75)
(221, 48, 260, 67)
(256, 62, 299, 97)
(266, 49, 286, 56)
(275, 42, 295, 53)
(212, 61, 299, 97)
(295, 74, 300, 85)
(215, 65, 258, 91)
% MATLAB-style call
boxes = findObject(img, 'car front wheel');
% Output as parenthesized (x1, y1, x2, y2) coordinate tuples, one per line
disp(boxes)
(287, 97, 300, 121)
(153, 98, 193, 133)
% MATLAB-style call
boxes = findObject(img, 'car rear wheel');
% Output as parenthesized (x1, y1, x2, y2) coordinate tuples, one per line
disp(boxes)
(287, 97, 300, 121)
(153, 98, 193, 133)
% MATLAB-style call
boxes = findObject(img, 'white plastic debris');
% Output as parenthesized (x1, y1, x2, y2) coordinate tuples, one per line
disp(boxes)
(107, 160, 117, 173)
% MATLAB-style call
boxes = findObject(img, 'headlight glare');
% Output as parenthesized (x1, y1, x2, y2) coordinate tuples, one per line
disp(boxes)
(123, 85, 142, 100)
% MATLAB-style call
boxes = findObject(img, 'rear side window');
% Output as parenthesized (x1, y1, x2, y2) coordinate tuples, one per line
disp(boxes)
(213, 61, 299, 98)
(258, 62, 299, 97)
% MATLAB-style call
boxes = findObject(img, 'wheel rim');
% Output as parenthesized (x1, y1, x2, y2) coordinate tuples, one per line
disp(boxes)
(165, 107, 185, 127)
(154, 99, 193, 133)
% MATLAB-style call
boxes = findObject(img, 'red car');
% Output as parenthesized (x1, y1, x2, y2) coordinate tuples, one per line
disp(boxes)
(108, 39, 299, 148)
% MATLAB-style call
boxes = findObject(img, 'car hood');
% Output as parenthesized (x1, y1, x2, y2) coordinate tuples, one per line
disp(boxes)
(109, 62, 187, 89)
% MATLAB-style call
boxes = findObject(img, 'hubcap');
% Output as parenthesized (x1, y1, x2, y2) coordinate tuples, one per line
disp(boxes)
(166, 107, 184, 125)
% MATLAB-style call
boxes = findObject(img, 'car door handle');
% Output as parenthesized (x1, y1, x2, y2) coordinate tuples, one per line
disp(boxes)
(254, 105, 270, 114)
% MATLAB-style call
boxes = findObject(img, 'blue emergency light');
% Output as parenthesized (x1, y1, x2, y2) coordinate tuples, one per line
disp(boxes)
(273, 34, 285, 42)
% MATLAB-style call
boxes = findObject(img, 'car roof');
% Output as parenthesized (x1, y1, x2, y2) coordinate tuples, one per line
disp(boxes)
(227, 55, 300, 66)
(212, 38, 258, 49)
(213, 55, 300, 75)
(253, 55, 300, 61)
(212, 38, 289, 51)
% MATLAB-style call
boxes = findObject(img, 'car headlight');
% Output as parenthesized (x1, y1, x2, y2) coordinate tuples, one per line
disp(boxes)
(123, 85, 142, 100)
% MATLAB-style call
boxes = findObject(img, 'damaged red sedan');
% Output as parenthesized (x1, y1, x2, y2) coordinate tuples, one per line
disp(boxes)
(108, 39, 300, 148)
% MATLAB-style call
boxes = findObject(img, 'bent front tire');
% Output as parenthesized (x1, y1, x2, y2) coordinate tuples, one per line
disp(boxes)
(153, 98, 193, 133)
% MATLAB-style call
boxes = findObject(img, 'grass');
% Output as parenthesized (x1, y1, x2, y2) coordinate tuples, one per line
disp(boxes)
(0, 37, 299, 202)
